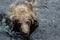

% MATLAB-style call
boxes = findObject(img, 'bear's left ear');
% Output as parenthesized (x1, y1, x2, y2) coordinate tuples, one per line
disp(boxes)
(28, 2, 33, 10)
(24, 1, 33, 10)
(10, 3, 16, 13)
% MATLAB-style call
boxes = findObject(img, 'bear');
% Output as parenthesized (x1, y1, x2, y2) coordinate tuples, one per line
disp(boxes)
(7, 0, 38, 40)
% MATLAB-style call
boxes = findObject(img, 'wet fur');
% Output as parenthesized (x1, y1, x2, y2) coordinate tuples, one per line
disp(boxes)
(5, 1, 39, 40)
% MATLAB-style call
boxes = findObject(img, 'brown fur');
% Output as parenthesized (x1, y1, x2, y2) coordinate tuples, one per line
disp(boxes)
(9, 1, 37, 37)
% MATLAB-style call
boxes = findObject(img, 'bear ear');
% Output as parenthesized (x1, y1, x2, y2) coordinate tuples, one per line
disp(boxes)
(10, 3, 16, 12)
(24, 0, 35, 10)
(24, 1, 33, 10)
(28, 2, 33, 10)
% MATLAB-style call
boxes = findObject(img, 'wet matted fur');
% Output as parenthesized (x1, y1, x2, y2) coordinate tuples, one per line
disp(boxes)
(5, 0, 39, 40)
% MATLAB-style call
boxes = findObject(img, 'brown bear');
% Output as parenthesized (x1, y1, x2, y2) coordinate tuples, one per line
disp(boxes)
(8, 0, 38, 39)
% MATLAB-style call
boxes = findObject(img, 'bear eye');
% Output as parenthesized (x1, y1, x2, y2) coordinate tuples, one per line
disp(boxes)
(18, 23, 21, 24)
(18, 22, 21, 25)
(26, 21, 29, 24)
(17, 21, 22, 26)
(26, 21, 31, 25)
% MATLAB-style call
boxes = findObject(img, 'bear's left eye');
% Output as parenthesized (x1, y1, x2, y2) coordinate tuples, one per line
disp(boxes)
(18, 22, 21, 25)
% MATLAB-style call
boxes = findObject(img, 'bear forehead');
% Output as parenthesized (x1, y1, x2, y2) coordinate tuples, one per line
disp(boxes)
(17, 13, 32, 22)
(15, 4, 31, 12)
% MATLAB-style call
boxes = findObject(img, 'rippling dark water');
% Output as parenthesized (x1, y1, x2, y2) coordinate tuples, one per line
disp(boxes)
(0, 0, 60, 40)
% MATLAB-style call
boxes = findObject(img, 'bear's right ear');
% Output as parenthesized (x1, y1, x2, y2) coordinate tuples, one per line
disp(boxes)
(10, 3, 16, 12)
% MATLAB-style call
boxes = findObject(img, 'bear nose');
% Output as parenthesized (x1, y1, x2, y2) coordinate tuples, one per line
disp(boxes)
(22, 33, 29, 37)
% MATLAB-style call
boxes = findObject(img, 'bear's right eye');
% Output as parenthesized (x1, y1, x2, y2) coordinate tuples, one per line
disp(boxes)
(26, 21, 29, 24)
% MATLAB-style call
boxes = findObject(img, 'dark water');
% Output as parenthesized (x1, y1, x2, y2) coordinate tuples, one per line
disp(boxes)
(0, 0, 60, 40)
